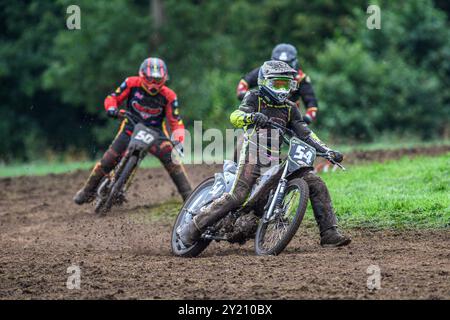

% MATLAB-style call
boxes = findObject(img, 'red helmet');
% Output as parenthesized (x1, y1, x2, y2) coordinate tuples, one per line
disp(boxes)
(139, 57, 168, 95)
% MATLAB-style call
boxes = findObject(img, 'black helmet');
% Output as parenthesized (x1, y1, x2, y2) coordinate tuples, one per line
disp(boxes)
(271, 43, 299, 70)
(258, 60, 297, 104)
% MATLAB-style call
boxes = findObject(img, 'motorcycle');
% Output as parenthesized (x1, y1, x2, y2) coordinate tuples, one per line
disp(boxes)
(94, 111, 181, 215)
(171, 120, 345, 257)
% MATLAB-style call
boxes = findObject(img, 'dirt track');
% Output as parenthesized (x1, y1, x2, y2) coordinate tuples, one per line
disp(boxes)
(0, 146, 449, 299)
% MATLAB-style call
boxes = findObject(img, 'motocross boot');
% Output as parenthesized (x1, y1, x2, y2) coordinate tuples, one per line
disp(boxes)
(302, 172, 351, 247)
(163, 162, 192, 201)
(73, 163, 105, 205)
(178, 193, 237, 246)
(320, 227, 351, 247)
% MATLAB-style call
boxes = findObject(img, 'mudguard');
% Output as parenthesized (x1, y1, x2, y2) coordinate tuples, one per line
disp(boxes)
(206, 160, 237, 201)
(128, 123, 159, 156)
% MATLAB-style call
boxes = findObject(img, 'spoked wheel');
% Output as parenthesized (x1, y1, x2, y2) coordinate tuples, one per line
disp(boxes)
(255, 178, 309, 256)
(171, 177, 215, 257)
(95, 156, 138, 215)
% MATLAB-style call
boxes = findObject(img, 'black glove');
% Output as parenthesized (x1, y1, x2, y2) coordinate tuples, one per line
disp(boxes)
(106, 107, 119, 118)
(327, 150, 344, 163)
(251, 112, 269, 127)
(303, 114, 312, 125)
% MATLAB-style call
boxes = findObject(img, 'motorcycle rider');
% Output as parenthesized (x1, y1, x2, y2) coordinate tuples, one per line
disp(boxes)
(74, 57, 192, 205)
(236, 43, 318, 124)
(179, 60, 351, 248)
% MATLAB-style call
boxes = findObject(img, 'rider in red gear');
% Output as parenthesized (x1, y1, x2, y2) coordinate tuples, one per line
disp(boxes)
(74, 58, 192, 205)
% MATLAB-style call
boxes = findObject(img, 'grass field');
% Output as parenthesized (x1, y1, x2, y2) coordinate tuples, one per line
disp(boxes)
(1, 145, 448, 229)
(1, 140, 449, 178)
(315, 153, 450, 229)
(0, 157, 162, 178)
(136, 153, 450, 230)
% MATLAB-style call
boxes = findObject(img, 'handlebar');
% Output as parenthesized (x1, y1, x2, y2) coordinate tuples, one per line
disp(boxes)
(266, 120, 346, 171)
(266, 119, 296, 137)
(118, 110, 141, 126)
(316, 152, 346, 170)
(118, 110, 183, 155)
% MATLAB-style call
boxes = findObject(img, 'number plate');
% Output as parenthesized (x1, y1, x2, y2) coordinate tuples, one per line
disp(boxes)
(288, 138, 316, 167)
(134, 130, 154, 144)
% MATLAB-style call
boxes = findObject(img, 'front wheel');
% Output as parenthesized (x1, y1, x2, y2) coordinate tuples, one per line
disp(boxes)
(254, 178, 309, 256)
(171, 177, 215, 257)
(98, 155, 138, 215)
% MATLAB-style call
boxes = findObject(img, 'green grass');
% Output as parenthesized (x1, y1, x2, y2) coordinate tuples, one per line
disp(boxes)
(0, 156, 162, 178)
(1, 140, 448, 178)
(335, 138, 450, 153)
(0, 144, 449, 230)
(128, 200, 182, 225)
(131, 153, 449, 230)
(0, 160, 96, 177)
(311, 153, 450, 229)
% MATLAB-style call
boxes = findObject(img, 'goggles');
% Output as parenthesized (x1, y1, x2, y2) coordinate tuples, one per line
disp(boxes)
(142, 75, 164, 84)
(260, 77, 297, 91)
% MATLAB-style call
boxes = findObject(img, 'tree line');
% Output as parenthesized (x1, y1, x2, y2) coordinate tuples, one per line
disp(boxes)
(1, 0, 449, 162)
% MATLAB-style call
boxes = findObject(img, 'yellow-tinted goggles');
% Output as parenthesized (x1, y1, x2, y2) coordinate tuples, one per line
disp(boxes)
(262, 77, 296, 91)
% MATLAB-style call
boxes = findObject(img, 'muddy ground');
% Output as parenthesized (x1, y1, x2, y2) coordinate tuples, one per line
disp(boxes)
(0, 146, 449, 299)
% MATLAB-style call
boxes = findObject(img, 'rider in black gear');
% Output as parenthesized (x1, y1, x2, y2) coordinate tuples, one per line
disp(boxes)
(236, 43, 318, 124)
(179, 61, 351, 248)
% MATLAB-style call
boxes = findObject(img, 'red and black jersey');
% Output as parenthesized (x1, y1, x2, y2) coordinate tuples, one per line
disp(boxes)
(104, 76, 185, 142)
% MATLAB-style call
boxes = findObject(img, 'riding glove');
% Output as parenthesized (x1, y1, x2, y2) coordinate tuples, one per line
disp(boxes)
(251, 112, 269, 127)
(327, 150, 344, 163)
(106, 107, 119, 118)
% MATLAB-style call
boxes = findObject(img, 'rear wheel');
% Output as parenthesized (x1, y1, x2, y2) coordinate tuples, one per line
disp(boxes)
(99, 156, 138, 215)
(255, 178, 309, 256)
(171, 177, 214, 257)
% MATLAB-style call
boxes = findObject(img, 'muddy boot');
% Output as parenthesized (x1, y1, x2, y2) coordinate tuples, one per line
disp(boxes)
(302, 172, 351, 247)
(164, 162, 192, 201)
(320, 227, 351, 247)
(178, 193, 237, 246)
(73, 163, 104, 205)
(177, 218, 201, 247)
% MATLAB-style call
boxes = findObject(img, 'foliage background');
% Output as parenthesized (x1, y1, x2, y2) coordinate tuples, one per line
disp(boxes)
(0, 0, 449, 161)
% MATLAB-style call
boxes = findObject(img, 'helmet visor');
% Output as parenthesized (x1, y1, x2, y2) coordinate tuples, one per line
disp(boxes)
(146, 76, 164, 84)
(265, 77, 296, 91)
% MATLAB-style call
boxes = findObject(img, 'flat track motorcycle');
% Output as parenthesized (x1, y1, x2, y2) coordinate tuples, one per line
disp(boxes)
(94, 111, 181, 215)
(171, 121, 345, 257)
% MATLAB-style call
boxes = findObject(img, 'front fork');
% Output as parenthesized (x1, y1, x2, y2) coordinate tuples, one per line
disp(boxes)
(97, 149, 142, 197)
(124, 155, 142, 192)
(264, 163, 289, 222)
